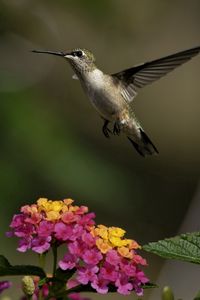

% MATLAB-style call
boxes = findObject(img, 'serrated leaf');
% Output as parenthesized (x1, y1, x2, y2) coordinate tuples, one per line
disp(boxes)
(0, 265, 46, 278)
(143, 232, 200, 264)
(0, 255, 11, 268)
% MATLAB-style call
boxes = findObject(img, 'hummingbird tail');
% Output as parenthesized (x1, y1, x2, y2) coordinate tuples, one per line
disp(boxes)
(127, 128, 158, 157)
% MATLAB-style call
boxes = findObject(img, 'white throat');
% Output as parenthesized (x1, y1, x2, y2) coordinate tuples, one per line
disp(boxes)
(86, 69, 105, 88)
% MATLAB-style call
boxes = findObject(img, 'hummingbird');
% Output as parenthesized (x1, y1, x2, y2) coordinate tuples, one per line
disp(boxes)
(32, 46, 200, 157)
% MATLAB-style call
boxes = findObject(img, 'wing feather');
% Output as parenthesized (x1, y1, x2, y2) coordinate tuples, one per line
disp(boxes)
(112, 46, 200, 102)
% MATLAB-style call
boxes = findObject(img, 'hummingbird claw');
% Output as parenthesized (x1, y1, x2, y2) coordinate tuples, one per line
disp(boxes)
(102, 119, 111, 138)
(113, 121, 121, 135)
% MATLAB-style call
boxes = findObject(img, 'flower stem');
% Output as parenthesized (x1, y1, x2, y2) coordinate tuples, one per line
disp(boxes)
(38, 253, 46, 270)
(38, 254, 46, 300)
(52, 243, 58, 277)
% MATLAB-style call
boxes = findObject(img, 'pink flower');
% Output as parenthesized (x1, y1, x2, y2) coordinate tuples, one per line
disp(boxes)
(91, 275, 109, 294)
(74, 206, 88, 215)
(17, 237, 32, 252)
(77, 266, 99, 285)
(135, 269, 149, 284)
(7, 198, 149, 297)
(25, 213, 41, 225)
(72, 225, 84, 240)
(115, 274, 133, 295)
(31, 236, 51, 253)
(37, 220, 54, 237)
(99, 262, 118, 281)
(13, 221, 34, 238)
(0, 281, 12, 294)
(82, 232, 96, 247)
(120, 261, 136, 276)
(54, 222, 73, 241)
(82, 249, 103, 265)
(133, 254, 147, 266)
(59, 253, 78, 270)
(78, 213, 95, 227)
(68, 293, 90, 300)
(10, 214, 25, 228)
(61, 212, 79, 224)
(68, 241, 86, 257)
(106, 249, 120, 265)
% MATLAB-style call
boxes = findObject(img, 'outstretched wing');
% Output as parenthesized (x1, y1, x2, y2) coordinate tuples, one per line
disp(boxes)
(112, 46, 200, 102)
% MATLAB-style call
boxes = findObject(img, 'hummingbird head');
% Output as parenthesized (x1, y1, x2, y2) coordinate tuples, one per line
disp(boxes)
(32, 48, 96, 75)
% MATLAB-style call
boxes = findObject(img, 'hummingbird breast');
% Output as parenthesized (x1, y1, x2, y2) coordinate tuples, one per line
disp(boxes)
(82, 69, 126, 121)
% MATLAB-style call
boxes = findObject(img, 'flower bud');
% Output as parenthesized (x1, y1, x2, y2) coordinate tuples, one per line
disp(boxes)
(162, 286, 174, 300)
(22, 276, 35, 296)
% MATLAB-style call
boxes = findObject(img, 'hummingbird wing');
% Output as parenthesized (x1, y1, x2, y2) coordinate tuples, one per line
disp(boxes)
(112, 46, 200, 102)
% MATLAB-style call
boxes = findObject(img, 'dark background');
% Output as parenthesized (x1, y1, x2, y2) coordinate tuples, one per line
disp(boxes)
(0, 0, 200, 299)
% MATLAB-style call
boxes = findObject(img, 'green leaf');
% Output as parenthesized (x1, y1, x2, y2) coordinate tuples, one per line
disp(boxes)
(0, 255, 11, 268)
(55, 268, 75, 282)
(193, 290, 200, 300)
(143, 282, 158, 289)
(143, 232, 200, 264)
(0, 264, 46, 278)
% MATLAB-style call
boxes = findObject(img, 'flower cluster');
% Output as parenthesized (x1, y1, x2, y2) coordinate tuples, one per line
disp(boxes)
(7, 198, 94, 253)
(8, 198, 149, 297)
(61, 224, 148, 296)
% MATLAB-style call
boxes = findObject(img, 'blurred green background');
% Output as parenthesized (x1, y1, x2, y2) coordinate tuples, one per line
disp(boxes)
(0, 0, 200, 299)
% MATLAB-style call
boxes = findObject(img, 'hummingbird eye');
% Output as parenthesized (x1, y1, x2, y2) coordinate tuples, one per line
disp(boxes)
(70, 50, 83, 58)
(75, 50, 83, 58)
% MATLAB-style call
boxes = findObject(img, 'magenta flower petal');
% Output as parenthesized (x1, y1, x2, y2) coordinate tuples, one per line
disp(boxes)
(54, 222, 73, 241)
(77, 266, 99, 285)
(37, 220, 54, 237)
(99, 262, 118, 281)
(68, 241, 86, 257)
(59, 253, 78, 270)
(115, 274, 133, 295)
(106, 249, 120, 265)
(91, 275, 109, 294)
(0, 281, 12, 294)
(82, 249, 103, 265)
(10, 214, 25, 228)
(82, 232, 96, 247)
(31, 236, 51, 253)
(17, 237, 32, 252)
(68, 292, 90, 300)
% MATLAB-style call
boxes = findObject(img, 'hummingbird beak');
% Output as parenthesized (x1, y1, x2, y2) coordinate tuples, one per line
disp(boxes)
(31, 49, 66, 57)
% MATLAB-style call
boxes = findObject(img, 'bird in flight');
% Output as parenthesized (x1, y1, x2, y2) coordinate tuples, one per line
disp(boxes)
(32, 46, 200, 156)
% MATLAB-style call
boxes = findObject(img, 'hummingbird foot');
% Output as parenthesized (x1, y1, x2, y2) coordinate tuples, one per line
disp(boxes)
(102, 119, 112, 138)
(113, 121, 121, 135)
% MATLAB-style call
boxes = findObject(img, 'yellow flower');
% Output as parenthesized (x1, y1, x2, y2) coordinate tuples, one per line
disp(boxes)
(118, 246, 133, 259)
(37, 198, 64, 216)
(37, 198, 48, 210)
(109, 236, 124, 247)
(96, 238, 112, 254)
(49, 200, 64, 212)
(45, 210, 60, 221)
(97, 225, 109, 240)
(108, 227, 125, 238)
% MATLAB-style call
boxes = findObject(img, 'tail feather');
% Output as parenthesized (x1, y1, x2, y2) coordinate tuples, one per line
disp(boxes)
(128, 128, 158, 157)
